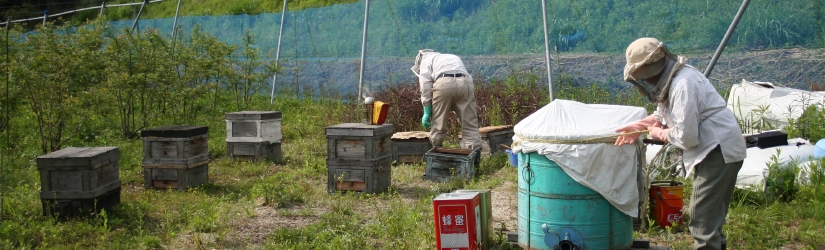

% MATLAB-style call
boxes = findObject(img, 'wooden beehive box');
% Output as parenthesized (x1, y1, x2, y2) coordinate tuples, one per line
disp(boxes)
(423, 147, 479, 182)
(143, 163, 209, 191)
(141, 125, 209, 190)
(36, 147, 121, 217)
(479, 125, 514, 155)
(391, 131, 432, 164)
(327, 155, 392, 194)
(325, 123, 393, 161)
(227, 141, 282, 162)
(225, 111, 282, 143)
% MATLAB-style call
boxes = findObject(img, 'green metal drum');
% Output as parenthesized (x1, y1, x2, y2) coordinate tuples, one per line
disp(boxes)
(517, 152, 632, 250)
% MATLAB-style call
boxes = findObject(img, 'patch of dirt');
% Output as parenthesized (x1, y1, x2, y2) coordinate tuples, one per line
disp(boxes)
(490, 177, 519, 233)
(212, 202, 327, 249)
(231, 204, 324, 244)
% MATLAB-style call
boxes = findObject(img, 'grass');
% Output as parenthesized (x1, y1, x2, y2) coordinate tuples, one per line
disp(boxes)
(1, 93, 824, 249)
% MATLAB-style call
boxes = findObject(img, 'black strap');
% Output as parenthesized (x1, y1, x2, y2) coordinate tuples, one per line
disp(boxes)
(438, 73, 465, 79)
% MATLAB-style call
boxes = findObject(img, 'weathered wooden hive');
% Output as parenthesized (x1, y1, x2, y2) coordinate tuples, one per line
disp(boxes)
(325, 123, 393, 193)
(390, 131, 432, 164)
(141, 125, 209, 191)
(225, 111, 282, 162)
(36, 147, 121, 217)
(423, 147, 479, 182)
(479, 125, 514, 155)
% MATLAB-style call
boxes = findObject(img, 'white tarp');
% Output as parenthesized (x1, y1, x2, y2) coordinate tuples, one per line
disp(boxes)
(727, 79, 825, 129)
(735, 138, 814, 189)
(512, 99, 647, 217)
(645, 138, 816, 190)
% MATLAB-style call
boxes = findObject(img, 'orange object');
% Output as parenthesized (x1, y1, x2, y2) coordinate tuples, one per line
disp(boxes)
(372, 101, 390, 125)
(649, 180, 684, 228)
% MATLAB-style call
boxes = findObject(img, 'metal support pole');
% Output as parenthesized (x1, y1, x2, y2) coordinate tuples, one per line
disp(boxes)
(2, 16, 10, 223)
(704, 0, 750, 77)
(42, 10, 48, 26)
(100, 2, 106, 16)
(357, 0, 371, 101)
(270, 0, 288, 104)
(541, 0, 554, 101)
(131, 0, 148, 33)
(171, 0, 182, 41)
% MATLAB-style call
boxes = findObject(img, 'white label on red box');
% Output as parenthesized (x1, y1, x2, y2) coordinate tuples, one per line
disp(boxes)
(438, 204, 469, 249)
(474, 204, 481, 246)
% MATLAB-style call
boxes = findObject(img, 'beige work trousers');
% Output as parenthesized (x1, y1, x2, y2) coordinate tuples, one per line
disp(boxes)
(430, 74, 482, 150)
(689, 145, 742, 250)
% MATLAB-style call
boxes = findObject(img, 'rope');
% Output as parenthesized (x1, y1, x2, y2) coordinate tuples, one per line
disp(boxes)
(511, 130, 649, 147)
(649, 143, 684, 179)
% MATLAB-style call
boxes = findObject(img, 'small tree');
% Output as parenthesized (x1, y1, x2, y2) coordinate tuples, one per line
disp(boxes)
(14, 23, 105, 153)
(227, 30, 278, 109)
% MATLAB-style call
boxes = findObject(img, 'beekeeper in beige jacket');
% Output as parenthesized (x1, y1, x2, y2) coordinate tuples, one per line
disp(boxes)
(411, 49, 482, 151)
(615, 38, 746, 250)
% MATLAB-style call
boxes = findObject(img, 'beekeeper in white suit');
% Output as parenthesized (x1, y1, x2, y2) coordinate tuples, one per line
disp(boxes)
(411, 49, 482, 151)
(615, 37, 746, 250)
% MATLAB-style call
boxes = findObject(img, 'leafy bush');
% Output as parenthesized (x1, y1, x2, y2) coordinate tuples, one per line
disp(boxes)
(763, 149, 800, 203)
(785, 105, 825, 143)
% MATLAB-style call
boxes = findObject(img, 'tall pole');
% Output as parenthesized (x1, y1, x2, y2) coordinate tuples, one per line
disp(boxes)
(357, 0, 371, 101)
(171, 0, 182, 42)
(2, 16, 10, 223)
(42, 10, 48, 26)
(100, 2, 106, 16)
(541, 0, 554, 101)
(131, 0, 148, 33)
(704, 0, 750, 77)
(270, 0, 288, 104)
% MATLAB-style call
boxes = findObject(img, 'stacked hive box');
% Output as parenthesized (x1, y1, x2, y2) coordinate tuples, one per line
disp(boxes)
(479, 125, 514, 155)
(391, 131, 432, 164)
(141, 125, 209, 191)
(423, 147, 480, 182)
(225, 111, 282, 162)
(325, 123, 393, 193)
(36, 147, 121, 217)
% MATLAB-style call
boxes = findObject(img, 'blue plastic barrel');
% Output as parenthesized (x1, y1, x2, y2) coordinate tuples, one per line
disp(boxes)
(517, 152, 632, 250)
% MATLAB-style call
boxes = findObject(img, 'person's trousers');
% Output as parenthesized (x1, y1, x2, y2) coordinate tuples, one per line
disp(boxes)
(430, 74, 482, 150)
(690, 145, 743, 250)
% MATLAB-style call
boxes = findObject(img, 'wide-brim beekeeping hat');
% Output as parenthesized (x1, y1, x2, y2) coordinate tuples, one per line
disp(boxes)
(623, 37, 667, 82)
(622, 37, 687, 103)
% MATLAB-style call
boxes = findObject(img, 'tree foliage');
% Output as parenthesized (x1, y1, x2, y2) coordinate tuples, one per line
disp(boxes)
(3, 20, 280, 152)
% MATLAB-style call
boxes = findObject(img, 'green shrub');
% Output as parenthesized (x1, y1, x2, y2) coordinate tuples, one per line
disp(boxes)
(786, 105, 825, 143)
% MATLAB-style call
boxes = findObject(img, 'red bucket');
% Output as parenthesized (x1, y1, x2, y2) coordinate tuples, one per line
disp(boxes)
(649, 180, 684, 228)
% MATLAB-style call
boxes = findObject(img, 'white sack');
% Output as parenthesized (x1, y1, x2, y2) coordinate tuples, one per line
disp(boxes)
(736, 138, 814, 189)
(512, 99, 647, 217)
(727, 79, 825, 129)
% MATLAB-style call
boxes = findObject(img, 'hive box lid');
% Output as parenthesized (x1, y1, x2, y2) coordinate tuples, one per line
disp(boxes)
(141, 125, 208, 138)
(37, 147, 120, 168)
(226, 111, 282, 120)
(391, 131, 429, 141)
(326, 123, 394, 137)
(479, 125, 513, 135)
